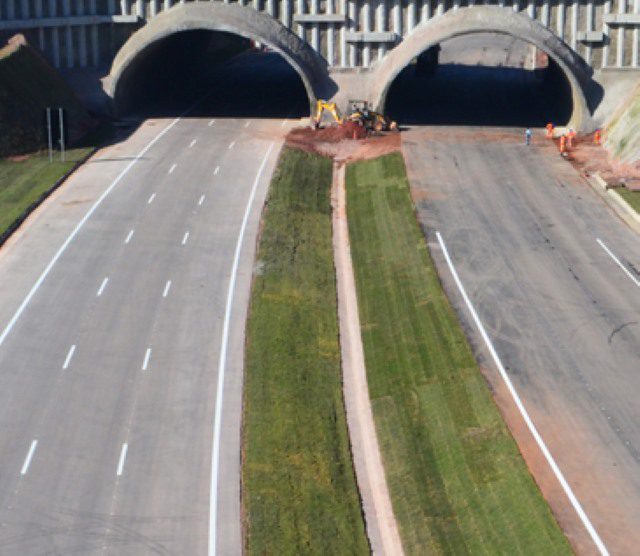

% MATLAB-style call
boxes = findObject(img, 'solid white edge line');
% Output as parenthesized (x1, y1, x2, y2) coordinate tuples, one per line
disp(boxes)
(97, 277, 109, 297)
(125, 229, 135, 244)
(435, 231, 609, 556)
(142, 348, 151, 371)
(163, 280, 172, 298)
(116, 443, 128, 476)
(20, 440, 38, 475)
(596, 238, 640, 288)
(209, 142, 274, 556)
(169, 163, 177, 174)
(0, 116, 182, 350)
(182, 232, 190, 245)
(214, 166, 220, 176)
(199, 195, 206, 206)
(62, 344, 76, 370)
(147, 193, 156, 204)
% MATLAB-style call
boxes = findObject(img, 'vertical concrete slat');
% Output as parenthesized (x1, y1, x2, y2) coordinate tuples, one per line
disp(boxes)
(164, 0, 172, 12)
(570, 0, 578, 50)
(340, 0, 348, 66)
(362, 1, 370, 66)
(282, 0, 291, 29)
(121, 0, 129, 15)
(311, 0, 319, 52)
(108, 0, 117, 14)
(328, 0, 335, 65)
(377, 0, 387, 58)
(136, 0, 144, 17)
(527, 0, 535, 19)
(633, 0, 640, 66)
(436, 0, 444, 16)
(297, 0, 305, 39)
(541, 0, 550, 26)
(401, 0, 410, 34)
(422, 0, 431, 22)
(602, 0, 611, 67)
(557, 0, 566, 39)
(52, 27, 61, 67)
(7, 0, 16, 19)
(348, 0, 357, 67)
(267, 0, 275, 16)
(585, 0, 594, 65)
(21, 0, 30, 18)
(454, 0, 462, 12)
(617, 0, 626, 66)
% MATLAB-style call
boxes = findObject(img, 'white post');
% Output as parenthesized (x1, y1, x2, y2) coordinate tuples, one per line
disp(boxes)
(617, 0, 626, 66)
(602, 0, 611, 67)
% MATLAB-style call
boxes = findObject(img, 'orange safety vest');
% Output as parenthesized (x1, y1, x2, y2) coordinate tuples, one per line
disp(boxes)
(546, 123, 554, 137)
(560, 135, 567, 153)
(594, 129, 602, 144)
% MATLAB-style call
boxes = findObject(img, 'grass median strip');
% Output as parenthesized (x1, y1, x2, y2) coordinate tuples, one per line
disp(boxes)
(616, 187, 640, 214)
(242, 147, 369, 554)
(346, 153, 571, 554)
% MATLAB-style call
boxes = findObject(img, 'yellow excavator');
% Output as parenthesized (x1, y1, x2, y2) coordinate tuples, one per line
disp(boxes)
(311, 99, 397, 133)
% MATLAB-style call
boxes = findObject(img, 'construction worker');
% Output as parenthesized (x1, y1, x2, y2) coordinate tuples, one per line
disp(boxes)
(525, 128, 532, 146)
(567, 128, 577, 148)
(594, 128, 602, 145)
(546, 122, 554, 138)
(559, 135, 567, 154)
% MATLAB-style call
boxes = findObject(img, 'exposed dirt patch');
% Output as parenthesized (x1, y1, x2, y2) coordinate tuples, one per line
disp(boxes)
(6, 154, 30, 162)
(285, 124, 401, 162)
(560, 134, 640, 191)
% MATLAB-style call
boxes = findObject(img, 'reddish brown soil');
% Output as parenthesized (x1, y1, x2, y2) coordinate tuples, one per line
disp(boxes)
(285, 123, 401, 162)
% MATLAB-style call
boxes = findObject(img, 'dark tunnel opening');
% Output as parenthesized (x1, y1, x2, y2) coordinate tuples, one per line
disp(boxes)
(386, 33, 573, 128)
(115, 30, 310, 118)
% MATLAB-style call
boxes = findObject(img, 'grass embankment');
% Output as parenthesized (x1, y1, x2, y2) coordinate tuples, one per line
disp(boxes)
(0, 148, 94, 237)
(616, 187, 640, 214)
(346, 153, 571, 554)
(242, 147, 369, 554)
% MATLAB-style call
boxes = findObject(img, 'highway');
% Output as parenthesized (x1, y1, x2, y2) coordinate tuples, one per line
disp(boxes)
(0, 56, 297, 552)
(404, 127, 640, 555)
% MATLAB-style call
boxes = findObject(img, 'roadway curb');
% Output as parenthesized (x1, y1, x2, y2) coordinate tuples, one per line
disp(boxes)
(0, 146, 98, 249)
(586, 172, 640, 235)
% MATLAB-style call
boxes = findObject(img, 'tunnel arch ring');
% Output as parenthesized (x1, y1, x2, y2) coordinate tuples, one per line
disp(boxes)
(108, 1, 332, 116)
(372, 6, 595, 132)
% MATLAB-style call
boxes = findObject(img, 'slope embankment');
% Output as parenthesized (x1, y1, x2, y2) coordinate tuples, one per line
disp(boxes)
(605, 84, 640, 167)
(0, 35, 94, 158)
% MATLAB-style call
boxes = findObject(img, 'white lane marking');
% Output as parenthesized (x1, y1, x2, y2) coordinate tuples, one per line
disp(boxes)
(436, 231, 609, 556)
(244, 121, 250, 128)
(0, 117, 182, 350)
(62, 344, 76, 370)
(116, 443, 128, 476)
(198, 195, 206, 206)
(182, 232, 190, 246)
(147, 193, 156, 205)
(20, 440, 38, 475)
(163, 280, 172, 298)
(228, 141, 235, 150)
(214, 166, 220, 176)
(281, 119, 288, 128)
(169, 163, 177, 174)
(125, 229, 135, 244)
(189, 139, 197, 148)
(209, 142, 274, 556)
(141, 348, 151, 371)
(597, 238, 640, 288)
(208, 119, 215, 127)
(97, 277, 109, 297)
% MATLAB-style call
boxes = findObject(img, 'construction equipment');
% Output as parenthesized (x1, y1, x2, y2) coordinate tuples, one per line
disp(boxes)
(311, 100, 344, 128)
(347, 100, 398, 132)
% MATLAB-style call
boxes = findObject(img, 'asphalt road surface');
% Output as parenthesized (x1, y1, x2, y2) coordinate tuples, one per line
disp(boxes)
(404, 127, 640, 555)
(0, 54, 301, 554)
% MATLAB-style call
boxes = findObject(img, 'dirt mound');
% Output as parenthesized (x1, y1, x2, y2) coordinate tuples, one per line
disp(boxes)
(286, 123, 401, 162)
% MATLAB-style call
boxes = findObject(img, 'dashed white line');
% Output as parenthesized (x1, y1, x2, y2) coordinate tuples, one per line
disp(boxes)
(208, 119, 215, 127)
(147, 193, 156, 204)
(20, 440, 38, 475)
(228, 141, 235, 150)
(97, 277, 109, 297)
(209, 142, 274, 556)
(189, 139, 197, 148)
(214, 166, 220, 175)
(244, 121, 251, 128)
(435, 231, 609, 556)
(163, 280, 172, 298)
(124, 229, 135, 244)
(597, 238, 640, 288)
(169, 163, 177, 174)
(281, 119, 288, 128)
(141, 348, 151, 371)
(182, 232, 190, 245)
(198, 195, 206, 206)
(62, 344, 76, 370)
(116, 443, 128, 476)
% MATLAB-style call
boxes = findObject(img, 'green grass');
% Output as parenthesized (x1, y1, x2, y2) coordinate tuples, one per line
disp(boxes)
(346, 153, 571, 555)
(0, 147, 93, 237)
(616, 187, 640, 214)
(242, 147, 369, 555)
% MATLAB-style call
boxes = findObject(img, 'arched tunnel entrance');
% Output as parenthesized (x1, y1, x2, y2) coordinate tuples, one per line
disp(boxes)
(112, 30, 309, 118)
(386, 32, 573, 127)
